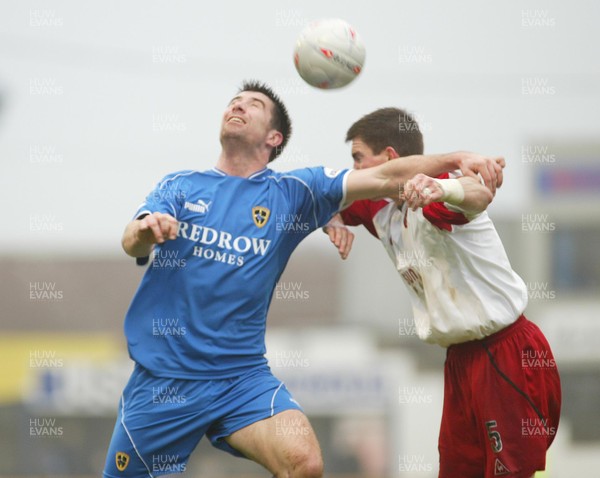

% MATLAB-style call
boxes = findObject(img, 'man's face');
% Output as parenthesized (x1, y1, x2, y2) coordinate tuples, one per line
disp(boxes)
(220, 90, 277, 149)
(350, 138, 389, 170)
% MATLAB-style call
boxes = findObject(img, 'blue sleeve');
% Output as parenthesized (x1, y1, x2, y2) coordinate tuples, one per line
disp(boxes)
(280, 167, 350, 228)
(132, 171, 191, 220)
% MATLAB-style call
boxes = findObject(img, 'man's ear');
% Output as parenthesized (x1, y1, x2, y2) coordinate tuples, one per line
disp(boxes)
(385, 146, 400, 160)
(267, 130, 283, 149)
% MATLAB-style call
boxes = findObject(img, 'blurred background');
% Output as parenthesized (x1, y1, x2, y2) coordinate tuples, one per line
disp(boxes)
(1, 0, 599, 476)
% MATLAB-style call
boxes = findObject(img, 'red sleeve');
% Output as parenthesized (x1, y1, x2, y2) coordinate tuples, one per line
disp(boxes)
(421, 173, 469, 231)
(340, 199, 389, 238)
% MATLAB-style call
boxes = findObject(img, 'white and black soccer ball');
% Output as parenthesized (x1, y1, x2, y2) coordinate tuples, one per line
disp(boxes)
(293, 18, 366, 89)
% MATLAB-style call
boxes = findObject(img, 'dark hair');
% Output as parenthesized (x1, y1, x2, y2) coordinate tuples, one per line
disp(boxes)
(239, 80, 292, 162)
(346, 107, 424, 157)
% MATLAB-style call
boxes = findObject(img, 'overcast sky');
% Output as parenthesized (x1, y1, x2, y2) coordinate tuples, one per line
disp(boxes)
(1, 0, 599, 255)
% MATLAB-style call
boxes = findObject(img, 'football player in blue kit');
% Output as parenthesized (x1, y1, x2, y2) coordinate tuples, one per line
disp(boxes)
(103, 80, 504, 478)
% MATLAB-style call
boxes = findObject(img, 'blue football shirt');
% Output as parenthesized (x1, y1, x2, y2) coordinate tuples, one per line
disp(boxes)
(124, 166, 349, 379)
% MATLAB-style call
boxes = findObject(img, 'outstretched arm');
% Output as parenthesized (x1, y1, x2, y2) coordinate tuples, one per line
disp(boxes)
(344, 151, 504, 205)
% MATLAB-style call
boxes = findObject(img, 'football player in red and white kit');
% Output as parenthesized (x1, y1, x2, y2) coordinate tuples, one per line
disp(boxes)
(326, 108, 561, 478)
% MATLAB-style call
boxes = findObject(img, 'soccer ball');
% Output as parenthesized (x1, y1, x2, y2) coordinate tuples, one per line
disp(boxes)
(293, 18, 366, 89)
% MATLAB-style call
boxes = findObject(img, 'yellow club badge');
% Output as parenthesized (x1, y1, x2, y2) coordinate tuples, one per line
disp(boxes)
(116, 451, 130, 472)
(252, 206, 270, 228)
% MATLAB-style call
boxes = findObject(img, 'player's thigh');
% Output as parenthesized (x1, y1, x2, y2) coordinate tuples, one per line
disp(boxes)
(225, 409, 323, 477)
(103, 365, 212, 478)
(478, 328, 559, 477)
(104, 410, 150, 478)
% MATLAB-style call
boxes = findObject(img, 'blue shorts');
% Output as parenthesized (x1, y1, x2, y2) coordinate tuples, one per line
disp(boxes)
(103, 363, 302, 478)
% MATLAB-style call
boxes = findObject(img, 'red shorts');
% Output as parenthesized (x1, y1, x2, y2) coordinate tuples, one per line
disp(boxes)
(439, 316, 561, 478)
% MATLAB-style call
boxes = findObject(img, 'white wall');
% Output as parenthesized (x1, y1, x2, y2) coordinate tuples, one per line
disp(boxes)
(1, 0, 599, 255)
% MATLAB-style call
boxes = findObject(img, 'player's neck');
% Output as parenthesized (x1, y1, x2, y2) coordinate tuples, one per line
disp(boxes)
(216, 149, 269, 178)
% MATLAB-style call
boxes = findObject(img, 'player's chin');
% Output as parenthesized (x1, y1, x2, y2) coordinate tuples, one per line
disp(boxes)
(220, 128, 245, 142)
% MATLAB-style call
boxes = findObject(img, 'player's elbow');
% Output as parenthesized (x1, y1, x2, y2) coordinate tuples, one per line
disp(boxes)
(460, 186, 494, 215)
(121, 234, 135, 257)
(475, 187, 494, 212)
(121, 222, 141, 257)
(483, 187, 494, 206)
(486, 186, 495, 205)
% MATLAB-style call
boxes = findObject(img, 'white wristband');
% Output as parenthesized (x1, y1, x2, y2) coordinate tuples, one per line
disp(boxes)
(433, 178, 465, 204)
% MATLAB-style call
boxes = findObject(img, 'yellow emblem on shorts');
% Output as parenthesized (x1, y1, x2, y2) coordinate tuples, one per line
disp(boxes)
(116, 451, 130, 472)
(252, 206, 270, 228)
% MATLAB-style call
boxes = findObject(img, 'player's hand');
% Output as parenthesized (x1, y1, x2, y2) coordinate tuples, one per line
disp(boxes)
(136, 212, 179, 245)
(323, 214, 354, 260)
(403, 173, 445, 210)
(455, 152, 505, 194)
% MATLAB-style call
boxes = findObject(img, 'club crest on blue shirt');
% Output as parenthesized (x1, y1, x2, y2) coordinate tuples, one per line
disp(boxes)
(252, 206, 270, 228)
(116, 451, 130, 471)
